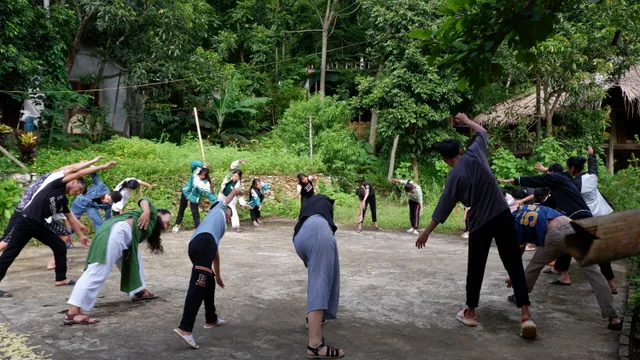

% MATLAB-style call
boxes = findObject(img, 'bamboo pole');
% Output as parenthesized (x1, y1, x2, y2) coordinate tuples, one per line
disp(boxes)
(0, 145, 28, 171)
(564, 209, 640, 266)
(193, 108, 206, 162)
(309, 116, 313, 160)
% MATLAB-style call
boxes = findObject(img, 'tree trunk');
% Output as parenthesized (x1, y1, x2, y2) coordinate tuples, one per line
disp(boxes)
(0, 144, 28, 171)
(66, 15, 91, 74)
(535, 78, 542, 143)
(412, 157, 419, 181)
(320, 26, 329, 102)
(368, 109, 378, 152)
(388, 135, 399, 180)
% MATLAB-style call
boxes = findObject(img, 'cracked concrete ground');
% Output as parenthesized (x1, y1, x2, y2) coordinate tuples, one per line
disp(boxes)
(0, 220, 628, 359)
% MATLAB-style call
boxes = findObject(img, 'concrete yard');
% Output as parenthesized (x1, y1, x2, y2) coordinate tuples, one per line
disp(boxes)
(0, 220, 628, 359)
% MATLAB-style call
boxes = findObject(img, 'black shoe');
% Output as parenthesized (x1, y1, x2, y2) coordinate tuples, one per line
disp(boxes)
(507, 295, 516, 304)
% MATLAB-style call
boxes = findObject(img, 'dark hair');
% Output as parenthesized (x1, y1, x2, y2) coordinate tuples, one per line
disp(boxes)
(534, 188, 550, 203)
(511, 188, 527, 200)
(109, 191, 123, 204)
(147, 209, 170, 254)
(548, 163, 565, 174)
(297, 173, 307, 182)
(438, 139, 461, 160)
(232, 169, 243, 179)
(75, 177, 88, 195)
(501, 188, 507, 197)
(404, 182, 414, 193)
(251, 178, 260, 190)
(198, 167, 211, 182)
(356, 188, 365, 200)
(125, 179, 140, 190)
(566, 156, 586, 173)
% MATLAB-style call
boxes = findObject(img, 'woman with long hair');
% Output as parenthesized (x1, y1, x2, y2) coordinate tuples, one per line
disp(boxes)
(248, 178, 270, 226)
(63, 198, 171, 325)
(173, 160, 217, 233)
(112, 178, 155, 216)
(218, 159, 247, 232)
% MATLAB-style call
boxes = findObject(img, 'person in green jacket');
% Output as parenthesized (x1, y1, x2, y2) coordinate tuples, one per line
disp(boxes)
(172, 160, 217, 233)
(63, 198, 171, 325)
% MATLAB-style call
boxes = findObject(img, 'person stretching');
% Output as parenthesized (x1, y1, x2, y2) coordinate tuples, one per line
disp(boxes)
(294, 194, 344, 359)
(416, 113, 536, 339)
(218, 159, 247, 232)
(64, 198, 171, 325)
(294, 174, 317, 213)
(248, 178, 270, 226)
(112, 178, 155, 216)
(0, 158, 113, 298)
(390, 179, 423, 235)
(173, 160, 217, 233)
(505, 204, 623, 330)
(173, 188, 240, 349)
(71, 171, 123, 232)
(356, 181, 380, 233)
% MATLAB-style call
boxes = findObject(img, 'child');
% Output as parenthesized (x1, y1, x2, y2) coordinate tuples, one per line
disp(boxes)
(295, 174, 317, 212)
(173, 160, 217, 233)
(112, 178, 155, 216)
(356, 181, 380, 233)
(390, 178, 423, 235)
(248, 178, 270, 226)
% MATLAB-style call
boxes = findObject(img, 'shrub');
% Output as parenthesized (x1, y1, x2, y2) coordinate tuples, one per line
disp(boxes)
(0, 179, 22, 230)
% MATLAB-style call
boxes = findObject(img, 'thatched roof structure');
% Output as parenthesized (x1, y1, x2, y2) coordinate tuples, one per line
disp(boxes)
(475, 65, 640, 126)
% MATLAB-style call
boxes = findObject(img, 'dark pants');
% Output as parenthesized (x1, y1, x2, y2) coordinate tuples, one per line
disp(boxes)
(175, 193, 201, 228)
(408, 200, 420, 229)
(361, 194, 377, 223)
(0, 211, 20, 242)
(554, 254, 615, 280)
(178, 233, 219, 332)
(0, 216, 68, 283)
(250, 207, 261, 221)
(467, 209, 531, 308)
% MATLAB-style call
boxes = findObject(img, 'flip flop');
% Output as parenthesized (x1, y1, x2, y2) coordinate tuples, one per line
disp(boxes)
(542, 267, 560, 275)
(520, 319, 537, 339)
(608, 317, 624, 331)
(0, 290, 12, 298)
(133, 290, 158, 302)
(55, 279, 76, 286)
(173, 328, 199, 349)
(611, 289, 618, 295)
(456, 309, 478, 327)
(549, 279, 571, 286)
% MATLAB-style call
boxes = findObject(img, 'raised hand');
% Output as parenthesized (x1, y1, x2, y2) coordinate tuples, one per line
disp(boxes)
(587, 146, 594, 155)
(80, 235, 91, 249)
(137, 211, 150, 230)
(453, 113, 470, 125)
(535, 162, 548, 173)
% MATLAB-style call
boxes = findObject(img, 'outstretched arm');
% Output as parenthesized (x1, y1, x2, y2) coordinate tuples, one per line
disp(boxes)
(57, 156, 104, 175)
(586, 146, 598, 175)
(224, 188, 241, 206)
(453, 113, 486, 133)
(214, 251, 224, 288)
(64, 212, 90, 248)
(62, 161, 116, 184)
(136, 199, 151, 230)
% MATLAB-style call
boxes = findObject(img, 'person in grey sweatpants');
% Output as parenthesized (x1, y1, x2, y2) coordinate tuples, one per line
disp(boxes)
(293, 194, 344, 359)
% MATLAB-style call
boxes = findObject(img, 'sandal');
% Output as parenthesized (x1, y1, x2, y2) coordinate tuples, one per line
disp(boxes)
(611, 288, 618, 295)
(55, 279, 76, 286)
(63, 312, 99, 325)
(520, 319, 537, 339)
(456, 309, 478, 327)
(549, 279, 571, 286)
(307, 342, 344, 359)
(542, 267, 560, 275)
(173, 328, 199, 349)
(0, 290, 12, 298)
(608, 317, 624, 331)
(133, 290, 158, 302)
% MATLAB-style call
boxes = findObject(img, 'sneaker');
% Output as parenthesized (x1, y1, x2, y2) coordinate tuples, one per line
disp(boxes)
(411, 229, 419, 235)
(461, 232, 469, 239)
(204, 318, 226, 329)
(407, 228, 415, 233)
(172, 226, 180, 234)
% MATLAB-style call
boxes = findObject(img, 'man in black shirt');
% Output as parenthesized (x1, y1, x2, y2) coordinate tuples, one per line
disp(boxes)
(0, 158, 116, 298)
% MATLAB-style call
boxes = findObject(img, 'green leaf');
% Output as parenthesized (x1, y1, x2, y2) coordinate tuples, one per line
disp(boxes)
(457, 78, 469, 91)
(407, 29, 432, 40)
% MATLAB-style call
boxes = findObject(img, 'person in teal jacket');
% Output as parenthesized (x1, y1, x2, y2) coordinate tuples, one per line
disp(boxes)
(172, 160, 217, 233)
(248, 178, 270, 226)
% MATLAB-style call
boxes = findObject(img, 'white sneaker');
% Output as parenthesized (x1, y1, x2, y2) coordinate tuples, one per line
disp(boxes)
(204, 318, 226, 329)
(407, 228, 415, 233)
(461, 232, 469, 239)
(204, 318, 227, 329)
(411, 229, 419, 235)
(172, 226, 180, 234)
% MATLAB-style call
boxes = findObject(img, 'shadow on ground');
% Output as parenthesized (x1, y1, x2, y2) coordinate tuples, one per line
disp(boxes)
(0, 220, 627, 359)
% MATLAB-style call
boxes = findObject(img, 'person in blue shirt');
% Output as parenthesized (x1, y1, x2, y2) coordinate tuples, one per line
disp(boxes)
(173, 188, 240, 349)
(248, 178, 270, 226)
(506, 204, 623, 331)
(71, 172, 123, 232)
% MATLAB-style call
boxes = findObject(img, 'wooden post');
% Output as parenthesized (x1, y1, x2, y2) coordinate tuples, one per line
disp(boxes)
(608, 112, 616, 173)
(0, 145, 28, 171)
(193, 107, 206, 162)
(388, 135, 399, 180)
(309, 116, 313, 160)
(565, 209, 640, 266)
(275, 47, 279, 76)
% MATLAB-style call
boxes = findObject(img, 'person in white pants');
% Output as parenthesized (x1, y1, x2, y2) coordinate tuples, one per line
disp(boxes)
(218, 159, 247, 232)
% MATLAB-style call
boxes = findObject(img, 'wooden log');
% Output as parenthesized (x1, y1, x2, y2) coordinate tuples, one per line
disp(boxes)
(564, 209, 640, 266)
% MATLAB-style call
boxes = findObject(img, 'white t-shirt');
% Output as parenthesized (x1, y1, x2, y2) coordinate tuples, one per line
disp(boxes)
(112, 178, 140, 212)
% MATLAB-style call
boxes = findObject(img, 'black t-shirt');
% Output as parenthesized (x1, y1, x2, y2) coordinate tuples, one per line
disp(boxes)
(22, 175, 69, 221)
(299, 177, 314, 199)
(361, 181, 375, 196)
